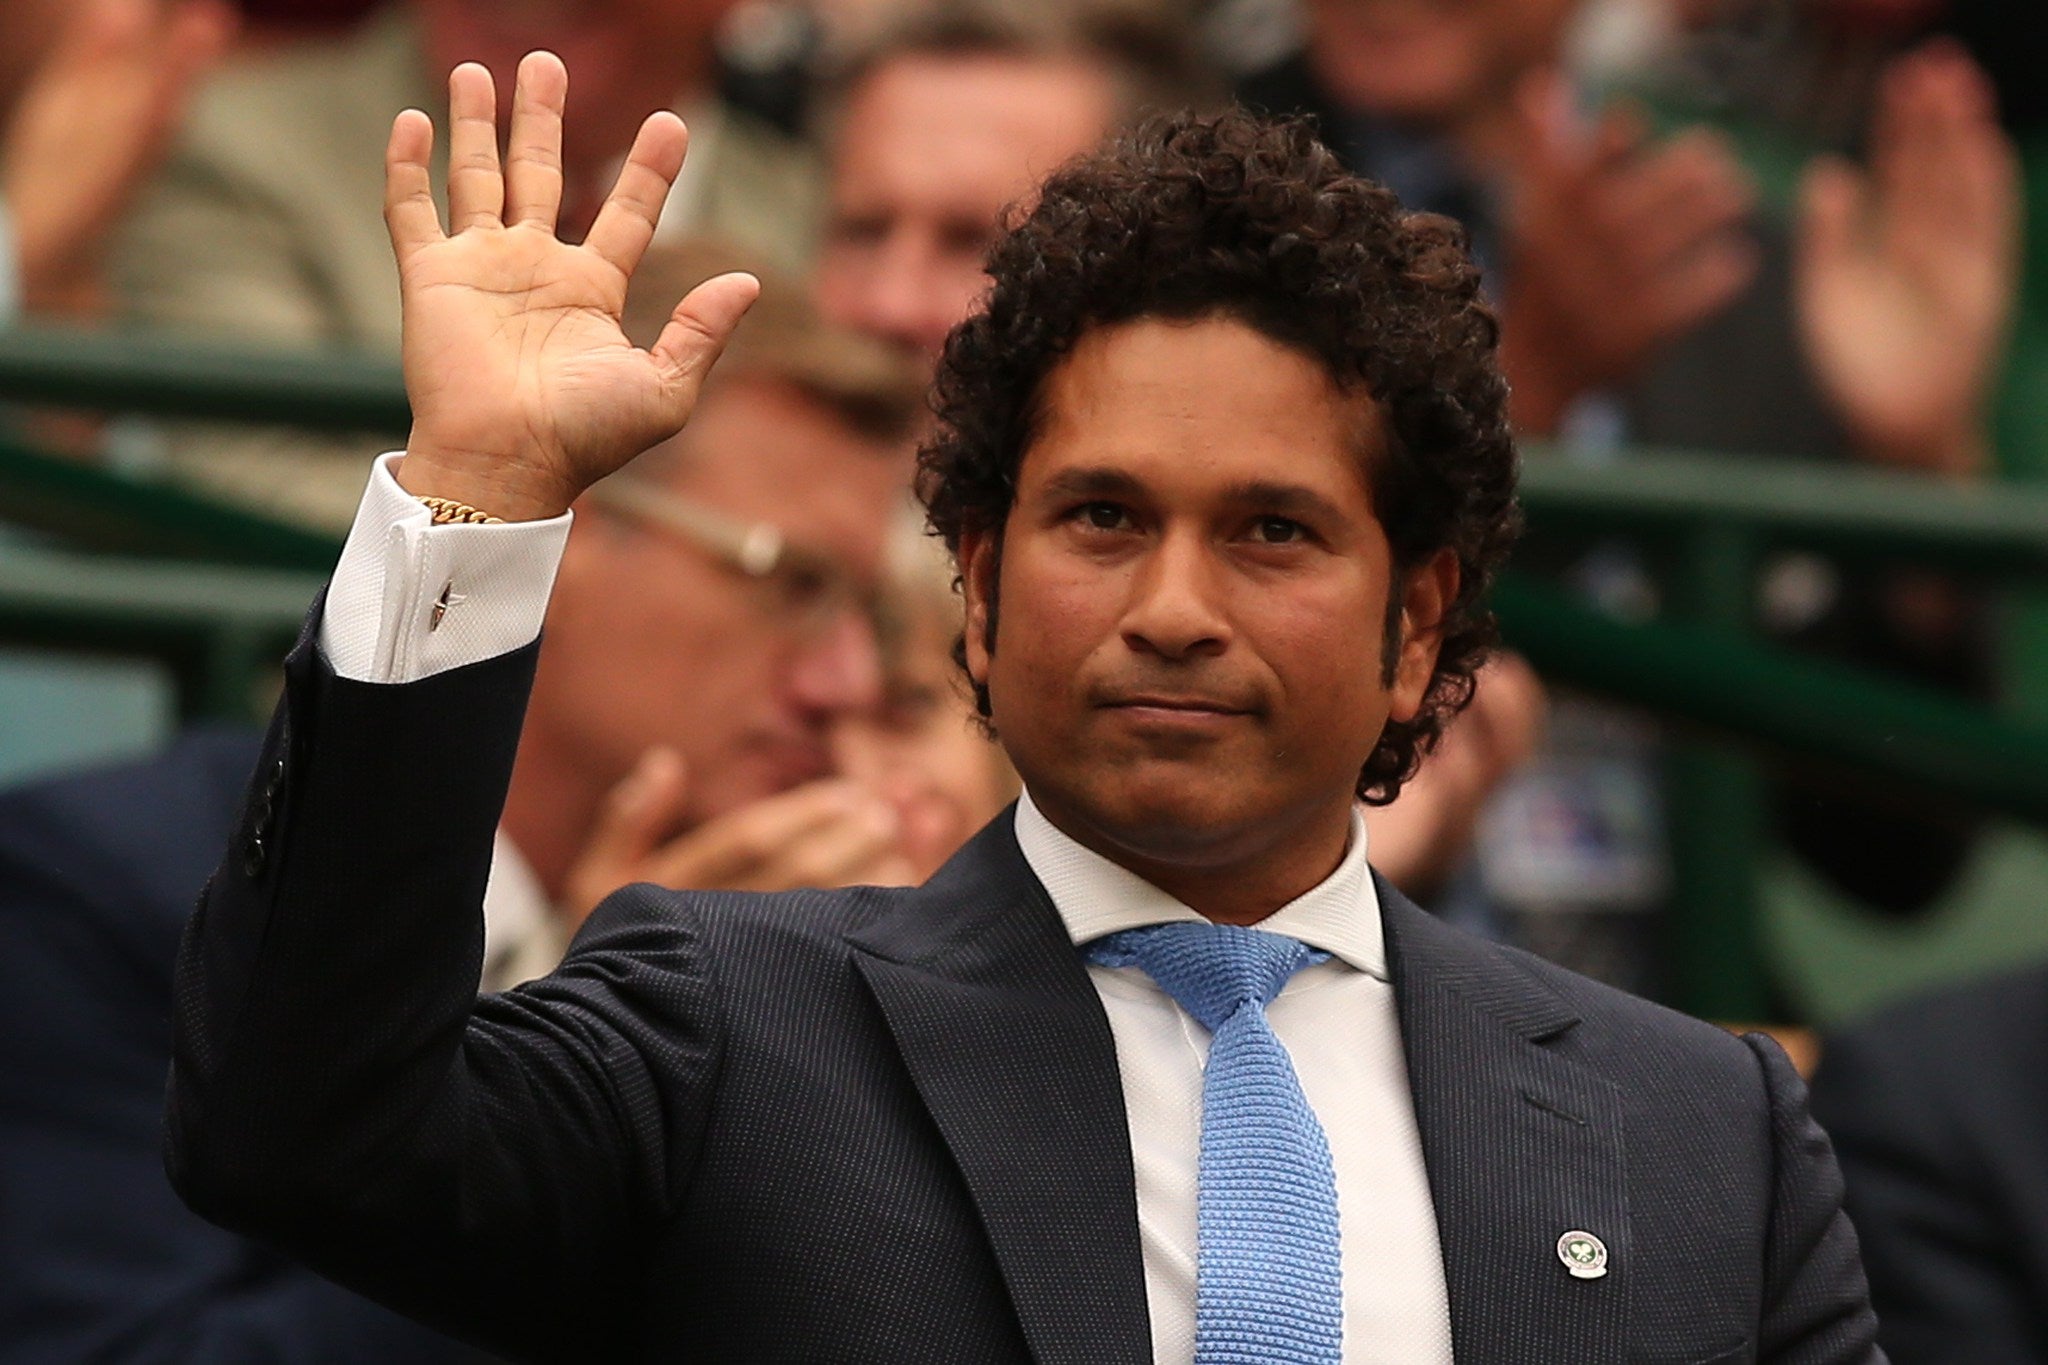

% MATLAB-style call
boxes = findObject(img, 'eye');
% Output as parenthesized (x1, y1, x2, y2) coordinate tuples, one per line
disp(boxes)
(1074, 502, 1133, 532)
(1252, 516, 1308, 544)
(773, 561, 836, 610)
(827, 212, 888, 247)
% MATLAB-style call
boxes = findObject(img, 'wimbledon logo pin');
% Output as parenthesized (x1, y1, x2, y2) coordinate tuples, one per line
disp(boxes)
(1557, 1230, 1609, 1280)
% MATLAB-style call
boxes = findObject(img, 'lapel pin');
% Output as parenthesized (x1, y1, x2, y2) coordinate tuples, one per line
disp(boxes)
(1557, 1230, 1609, 1280)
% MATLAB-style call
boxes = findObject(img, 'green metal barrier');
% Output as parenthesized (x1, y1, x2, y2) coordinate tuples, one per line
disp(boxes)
(0, 326, 409, 432)
(6, 324, 2048, 1018)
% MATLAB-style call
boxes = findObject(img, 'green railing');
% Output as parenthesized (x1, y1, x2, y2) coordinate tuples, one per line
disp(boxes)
(6, 324, 2048, 1017)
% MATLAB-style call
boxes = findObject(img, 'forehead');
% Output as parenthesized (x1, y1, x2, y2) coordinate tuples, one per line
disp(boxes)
(1026, 316, 1381, 504)
(831, 52, 1118, 216)
(658, 377, 910, 578)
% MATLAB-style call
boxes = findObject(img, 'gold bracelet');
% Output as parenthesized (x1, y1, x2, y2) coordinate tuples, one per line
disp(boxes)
(418, 496, 504, 525)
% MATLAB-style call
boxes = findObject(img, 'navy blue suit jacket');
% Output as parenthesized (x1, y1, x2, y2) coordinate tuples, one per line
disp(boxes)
(166, 625, 1883, 1363)
(1812, 967, 2048, 1363)
(0, 730, 467, 1362)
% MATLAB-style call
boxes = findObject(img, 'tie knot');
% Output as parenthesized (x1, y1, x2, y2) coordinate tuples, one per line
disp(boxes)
(1087, 921, 1327, 1032)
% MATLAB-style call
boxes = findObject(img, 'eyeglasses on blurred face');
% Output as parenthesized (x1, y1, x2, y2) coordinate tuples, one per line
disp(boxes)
(587, 477, 889, 642)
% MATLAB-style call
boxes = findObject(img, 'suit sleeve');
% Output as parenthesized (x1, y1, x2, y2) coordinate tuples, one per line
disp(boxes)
(166, 622, 723, 1362)
(1809, 1024, 2038, 1364)
(1744, 1032, 1887, 1363)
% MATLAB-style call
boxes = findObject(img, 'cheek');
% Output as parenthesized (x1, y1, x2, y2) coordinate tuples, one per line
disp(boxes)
(991, 552, 1122, 674)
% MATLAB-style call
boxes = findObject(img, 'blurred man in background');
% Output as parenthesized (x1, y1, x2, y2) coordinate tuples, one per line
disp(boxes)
(0, 242, 926, 1355)
(813, 0, 1203, 362)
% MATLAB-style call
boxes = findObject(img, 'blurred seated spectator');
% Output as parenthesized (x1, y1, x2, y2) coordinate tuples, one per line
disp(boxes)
(814, 0, 1213, 363)
(0, 0, 231, 323)
(0, 728, 469, 1360)
(109, 0, 820, 528)
(0, 241, 931, 1353)
(825, 507, 1017, 885)
(1809, 962, 2048, 1362)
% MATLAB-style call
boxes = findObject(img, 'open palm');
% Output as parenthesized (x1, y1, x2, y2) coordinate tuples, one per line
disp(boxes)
(1795, 42, 2018, 476)
(389, 55, 758, 520)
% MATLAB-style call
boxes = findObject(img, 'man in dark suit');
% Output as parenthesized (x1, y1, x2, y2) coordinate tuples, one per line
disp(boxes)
(1810, 966, 2048, 1362)
(168, 52, 1882, 1362)
(0, 730, 468, 1361)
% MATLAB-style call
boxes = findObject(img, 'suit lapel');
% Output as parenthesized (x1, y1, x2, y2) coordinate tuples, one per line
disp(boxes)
(1381, 882, 1631, 1365)
(850, 814, 1151, 1365)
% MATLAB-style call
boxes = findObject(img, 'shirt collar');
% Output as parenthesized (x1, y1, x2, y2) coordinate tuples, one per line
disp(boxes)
(1013, 787, 1387, 979)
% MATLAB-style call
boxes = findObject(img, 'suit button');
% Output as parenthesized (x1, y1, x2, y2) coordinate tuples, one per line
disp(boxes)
(242, 833, 266, 877)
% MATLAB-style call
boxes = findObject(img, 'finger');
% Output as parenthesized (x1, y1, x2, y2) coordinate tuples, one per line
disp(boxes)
(651, 271, 761, 392)
(1603, 129, 1751, 226)
(445, 61, 504, 231)
(1502, 69, 1583, 184)
(585, 747, 690, 871)
(728, 802, 902, 892)
(1643, 232, 1759, 338)
(164, 0, 237, 71)
(505, 50, 568, 229)
(384, 108, 444, 263)
(582, 111, 689, 277)
(661, 781, 889, 889)
(1588, 100, 1651, 172)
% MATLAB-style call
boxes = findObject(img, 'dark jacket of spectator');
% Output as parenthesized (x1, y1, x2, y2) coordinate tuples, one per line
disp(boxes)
(0, 729, 469, 1362)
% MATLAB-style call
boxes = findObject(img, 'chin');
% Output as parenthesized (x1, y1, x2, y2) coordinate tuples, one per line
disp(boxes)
(1075, 772, 1262, 867)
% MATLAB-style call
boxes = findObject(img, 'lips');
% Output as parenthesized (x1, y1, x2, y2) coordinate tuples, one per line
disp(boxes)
(1102, 695, 1250, 715)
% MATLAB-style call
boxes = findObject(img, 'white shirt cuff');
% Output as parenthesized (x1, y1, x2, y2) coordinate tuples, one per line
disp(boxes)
(319, 452, 573, 682)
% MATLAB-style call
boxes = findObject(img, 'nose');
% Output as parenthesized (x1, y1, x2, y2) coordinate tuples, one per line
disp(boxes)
(1121, 531, 1231, 661)
(786, 608, 886, 721)
(860, 234, 957, 359)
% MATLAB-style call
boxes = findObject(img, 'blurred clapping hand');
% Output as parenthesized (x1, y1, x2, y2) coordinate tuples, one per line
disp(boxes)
(1365, 653, 1547, 902)
(1795, 39, 2021, 479)
(1492, 70, 1761, 435)
(563, 749, 915, 925)
(2, 0, 234, 319)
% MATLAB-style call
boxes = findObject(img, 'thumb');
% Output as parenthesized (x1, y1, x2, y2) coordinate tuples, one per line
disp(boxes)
(581, 746, 690, 878)
(654, 270, 761, 393)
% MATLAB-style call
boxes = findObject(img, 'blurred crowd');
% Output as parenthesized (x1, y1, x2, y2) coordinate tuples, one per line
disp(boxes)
(0, 0, 2045, 1359)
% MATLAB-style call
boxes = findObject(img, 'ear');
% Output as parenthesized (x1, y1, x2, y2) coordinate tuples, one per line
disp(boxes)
(957, 524, 999, 687)
(1388, 549, 1460, 723)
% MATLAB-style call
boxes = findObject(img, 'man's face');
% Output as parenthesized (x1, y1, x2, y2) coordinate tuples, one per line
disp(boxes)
(816, 52, 1119, 361)
(1304, 0, 1581, 128)
(532, 376, 905, 829)
(960, 315, 1454, 885)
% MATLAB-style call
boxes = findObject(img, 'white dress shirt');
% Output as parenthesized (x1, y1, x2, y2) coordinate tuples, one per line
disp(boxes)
(1016, 791, 1453, 1363)
(319, 453, 1454, 1362)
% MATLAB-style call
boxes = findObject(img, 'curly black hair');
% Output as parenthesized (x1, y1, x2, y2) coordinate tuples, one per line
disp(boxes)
(917, 107, 1520, 803)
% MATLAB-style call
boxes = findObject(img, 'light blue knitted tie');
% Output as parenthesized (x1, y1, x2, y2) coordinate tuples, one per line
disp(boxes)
(1089, 921, 1343, 1364)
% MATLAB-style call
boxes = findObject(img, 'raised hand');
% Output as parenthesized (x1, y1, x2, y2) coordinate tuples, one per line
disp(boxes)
(3, 0, 234, 318)
(389, 54, 759, 521)
(1795, 40, 2019, 478)
(1492, 71, 1759, 435)
(562, 748, 914, 923)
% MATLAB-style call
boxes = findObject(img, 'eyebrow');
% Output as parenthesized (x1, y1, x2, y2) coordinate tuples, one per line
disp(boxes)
(1035, 466, 1349, 524)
